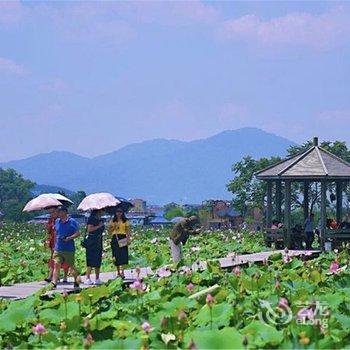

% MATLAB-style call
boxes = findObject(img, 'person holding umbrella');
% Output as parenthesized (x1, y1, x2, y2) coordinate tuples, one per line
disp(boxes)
(45, 207, 69, 283)
(84, 209, 105, 285)
(52, 206, 81, 289)
(23, 193, 73, 284)
(108, 209, 131, 278)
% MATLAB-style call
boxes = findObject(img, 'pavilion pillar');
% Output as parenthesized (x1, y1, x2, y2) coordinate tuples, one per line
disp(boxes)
(303, 181, 309, 222)
(336, 181, 343, 225)
(284, 180, 292, 248)
(320, 180, 327, 251)
(275, 180, 282, 222)
(266, 180, 273, 228)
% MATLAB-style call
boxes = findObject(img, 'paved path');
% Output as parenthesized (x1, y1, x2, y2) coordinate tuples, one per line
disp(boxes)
(0, 250, 319, 300)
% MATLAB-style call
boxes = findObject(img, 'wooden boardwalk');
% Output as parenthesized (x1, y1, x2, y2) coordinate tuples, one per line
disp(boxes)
(0, 250, 319, 300)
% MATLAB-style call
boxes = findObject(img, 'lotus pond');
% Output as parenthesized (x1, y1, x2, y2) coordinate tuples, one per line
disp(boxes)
(0, 223, 350, 349)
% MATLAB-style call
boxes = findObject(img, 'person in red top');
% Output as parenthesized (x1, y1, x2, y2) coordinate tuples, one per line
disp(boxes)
(330, 219, 338, 230)
(45, 207, 69, 283)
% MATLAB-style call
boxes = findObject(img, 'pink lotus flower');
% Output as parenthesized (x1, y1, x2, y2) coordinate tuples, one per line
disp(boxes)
(329, 260, 339, 273)
(275, 280, 281, 289)
(32, 323, 47, 335)
(206, 293, 215, 307)
(135, 266, 141, 278)
(141, 321, 154, 333)
(182, 266, 192, 276)
(233, 266, 241, 276)
(178, 310, 187, 321)
(130, 279, 145, 292)
(84, 333, 94, 347)
(278, 297, 289, 308)
(188, 338, 197, 350)
(157, 267, 172, 278)
(186, 283, 194, 293)
(83, 318, 91, 329)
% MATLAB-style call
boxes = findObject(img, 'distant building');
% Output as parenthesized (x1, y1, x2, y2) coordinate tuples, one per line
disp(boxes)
(147, 205, 164, 216)
(127, 214, 148, 226)
(202, 200, 243, 229)
(131, 199, 147, 214)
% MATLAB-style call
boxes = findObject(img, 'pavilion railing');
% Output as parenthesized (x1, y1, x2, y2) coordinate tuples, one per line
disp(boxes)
(325, 229, 350, 240)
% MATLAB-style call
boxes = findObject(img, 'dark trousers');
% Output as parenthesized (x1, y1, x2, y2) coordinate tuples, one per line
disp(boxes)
(111, 235, 129, 266)
(305, 231, 314, 249)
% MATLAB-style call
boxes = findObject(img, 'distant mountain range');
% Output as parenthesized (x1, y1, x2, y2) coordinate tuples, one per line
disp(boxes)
(32, 184, 74, 197)
(1, 128, 296, 203)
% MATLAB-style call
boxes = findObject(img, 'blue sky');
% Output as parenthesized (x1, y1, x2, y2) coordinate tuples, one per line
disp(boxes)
(1, 1, 350, 162)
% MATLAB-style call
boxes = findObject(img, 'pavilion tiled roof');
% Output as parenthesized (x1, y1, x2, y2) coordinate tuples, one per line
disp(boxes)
(256, 139, 350, 180)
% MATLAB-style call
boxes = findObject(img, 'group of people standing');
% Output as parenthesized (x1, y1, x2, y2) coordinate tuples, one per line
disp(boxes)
(45, 206, 131, 288)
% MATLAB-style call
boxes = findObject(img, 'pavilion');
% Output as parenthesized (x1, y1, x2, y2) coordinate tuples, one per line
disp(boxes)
(256, 137, 350, 250)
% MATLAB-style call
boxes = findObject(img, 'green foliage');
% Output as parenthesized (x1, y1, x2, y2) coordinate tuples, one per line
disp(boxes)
(164, 206, 185, 220)
(0, 168, 35, 222)
(227, 156, 281, 214)
(1, 224, 350, 349)
(69, 191, 87, 212)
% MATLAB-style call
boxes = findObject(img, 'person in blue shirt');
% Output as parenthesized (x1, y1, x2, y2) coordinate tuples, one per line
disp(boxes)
(304, 213, 315, 249)
(52, 206, 81, 289)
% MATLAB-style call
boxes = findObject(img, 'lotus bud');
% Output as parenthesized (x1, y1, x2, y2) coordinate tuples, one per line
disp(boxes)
(178, 310, 187, 322)
(278, 297, 289, 308)
(141, 321, 153, 333)
(83, 318, 91, 330)
(32, 323, 47, 335)
(329, 260, 339, 273)
(275, 279, 281, 289)
(83, 333, 93, 349)
(186, 283, 194, 293)
(188, 338, 197, 350)
(60, 321, 67, 332)
(242, 336, 248, 347)
(160, 317, 168, 329)
(233, 266, 241, 276)
(206, 293, 215, 307)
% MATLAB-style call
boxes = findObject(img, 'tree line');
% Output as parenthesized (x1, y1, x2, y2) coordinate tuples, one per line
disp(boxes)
(0, 168, 86, 222)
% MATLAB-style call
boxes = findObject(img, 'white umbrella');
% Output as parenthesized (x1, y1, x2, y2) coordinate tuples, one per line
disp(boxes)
(77, 193, 120, 211)
(40, 193, 73, 204)
(171, 216, 185, 223)
(23, 195, 62, 212)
